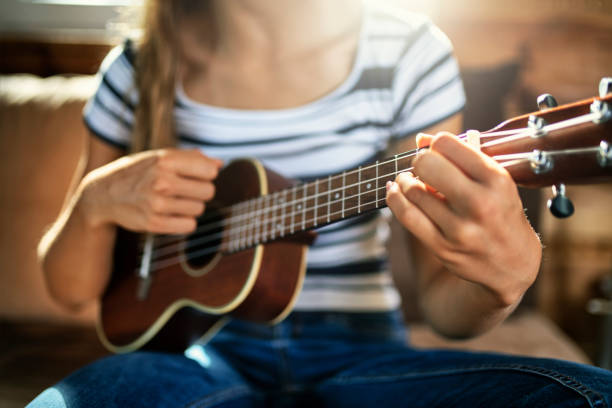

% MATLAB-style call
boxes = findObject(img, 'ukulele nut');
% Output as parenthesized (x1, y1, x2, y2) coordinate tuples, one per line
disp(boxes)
(529, 150, 553, 174)
(590, 100, 611, 124)
(598, 141, 611, 167)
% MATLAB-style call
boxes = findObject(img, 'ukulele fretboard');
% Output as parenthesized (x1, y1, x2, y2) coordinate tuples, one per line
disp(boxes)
(224, 153, 415, 252)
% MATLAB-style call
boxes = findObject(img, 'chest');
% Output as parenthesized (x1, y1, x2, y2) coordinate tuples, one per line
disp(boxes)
(180, 42, 357, 111)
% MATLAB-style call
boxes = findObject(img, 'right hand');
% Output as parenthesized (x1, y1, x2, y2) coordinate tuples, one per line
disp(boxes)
(78, 148, 223, 234)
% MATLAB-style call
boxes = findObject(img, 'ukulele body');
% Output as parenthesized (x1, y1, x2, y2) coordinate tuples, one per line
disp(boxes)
(97, 159, 312, 353)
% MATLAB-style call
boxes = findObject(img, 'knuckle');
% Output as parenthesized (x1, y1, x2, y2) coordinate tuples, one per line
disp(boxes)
(155, 150, 176, 171)
(146, 215, 164, 232)
(470, 194, 496, 221)
(148, 196, 166, 213)
(152, 175, 172, 194)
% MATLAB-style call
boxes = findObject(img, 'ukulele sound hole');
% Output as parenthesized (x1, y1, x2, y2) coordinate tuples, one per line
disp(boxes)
(184, 208, 223, 269)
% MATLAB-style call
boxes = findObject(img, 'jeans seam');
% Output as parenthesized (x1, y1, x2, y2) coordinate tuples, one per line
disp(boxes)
(328, 363, 607, 408)
(183, 385, 253, 408)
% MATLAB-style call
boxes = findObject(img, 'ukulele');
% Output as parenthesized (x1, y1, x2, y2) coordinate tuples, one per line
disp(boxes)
(97, 86, 612, 353)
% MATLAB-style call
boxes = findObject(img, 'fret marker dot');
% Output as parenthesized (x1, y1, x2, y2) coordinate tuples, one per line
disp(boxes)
(297, 204, 302, 210)
(277, 224, 282, 230)
(366, 183, 372, 189)
(334, 193, 340, 199)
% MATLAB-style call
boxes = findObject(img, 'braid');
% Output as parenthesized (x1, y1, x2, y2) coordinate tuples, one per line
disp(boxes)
(132, 0, 180, 152)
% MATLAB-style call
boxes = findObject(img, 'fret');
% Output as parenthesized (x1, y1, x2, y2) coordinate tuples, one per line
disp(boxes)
(274, 192, 284, 237)
(375, 160, 379, 208)
(314, 180, 318, 227)
(360, 163, 379, 212)
(341, 171, 346, 218)
(246, 198, 254, 247)
(294, 185, 304, 234)
(327, 175, 331, 223)
(329, 174, 343, 224)
(291, 186, 297, 234)
(394, 154, 398, 177)
(343, 169, 359, 218)
(317, 178, 329, 226)
(280, 191, 286, 237)
(302, 183, 307, 230)
(254, 196, 261, 245)
(262, 194, 269, 243)
(357, 166, 361, 214)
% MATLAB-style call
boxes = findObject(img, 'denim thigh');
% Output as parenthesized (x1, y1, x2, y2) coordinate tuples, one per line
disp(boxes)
(316, 347, 612, 408)
(26, 349, 261, 408)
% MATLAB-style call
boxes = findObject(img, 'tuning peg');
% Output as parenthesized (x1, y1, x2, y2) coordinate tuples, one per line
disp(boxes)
(599, 77, 612, 98)
(528, 115, 547, 137)
(537, 93, 558, 110)
(547, 183, 574, 218)
(598, 141, 611, 167)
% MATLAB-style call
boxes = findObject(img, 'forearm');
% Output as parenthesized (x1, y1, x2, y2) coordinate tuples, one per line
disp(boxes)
(38, 184, 116, 309)
(418, 261, 521, 339)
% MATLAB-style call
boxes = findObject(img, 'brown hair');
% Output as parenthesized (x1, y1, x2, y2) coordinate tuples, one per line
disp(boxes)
(131, 0, 208, 152)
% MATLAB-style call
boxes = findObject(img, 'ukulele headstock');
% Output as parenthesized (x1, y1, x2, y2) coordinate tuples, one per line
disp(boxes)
(478, 77, 612, 218)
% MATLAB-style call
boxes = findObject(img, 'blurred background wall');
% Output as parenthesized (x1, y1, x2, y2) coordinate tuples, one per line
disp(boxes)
(1, 0, 611, 363)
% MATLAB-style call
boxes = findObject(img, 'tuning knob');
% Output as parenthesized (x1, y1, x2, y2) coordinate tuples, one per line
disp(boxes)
(547, 183, 574, 218)
(537, 93, 558, 110)
(599, 77, 612, 98)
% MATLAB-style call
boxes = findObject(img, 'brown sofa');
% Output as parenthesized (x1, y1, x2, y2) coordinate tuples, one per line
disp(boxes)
(0, 74, 591, 407)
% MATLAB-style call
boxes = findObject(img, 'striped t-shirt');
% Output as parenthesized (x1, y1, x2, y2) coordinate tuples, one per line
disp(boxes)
(83, 5, 465, 313)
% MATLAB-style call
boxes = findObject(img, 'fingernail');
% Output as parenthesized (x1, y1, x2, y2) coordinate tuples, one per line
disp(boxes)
(386, 180, 393, 191)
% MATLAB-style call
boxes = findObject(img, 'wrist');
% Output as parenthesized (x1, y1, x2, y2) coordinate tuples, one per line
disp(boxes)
(74, 176, 112, 230)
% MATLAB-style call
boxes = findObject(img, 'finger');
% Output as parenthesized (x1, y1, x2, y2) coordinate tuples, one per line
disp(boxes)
(147, 215, 197, 235)
(158, 149, 223, 180)
(411, 149, 476, 213)
(160, 176, 216, 201)
(416, 133, 433, 148)
(395, 172, 459, 238)
(386, 180, 443, 250)
(150, 196, 205, 217)
(429, 132, 501, 184)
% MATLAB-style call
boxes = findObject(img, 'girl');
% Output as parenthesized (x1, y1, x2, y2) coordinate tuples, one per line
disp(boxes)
(30, 0, 612, 406)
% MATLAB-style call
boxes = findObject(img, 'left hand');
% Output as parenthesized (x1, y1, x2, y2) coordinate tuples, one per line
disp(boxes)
(386, 131, 542, 307)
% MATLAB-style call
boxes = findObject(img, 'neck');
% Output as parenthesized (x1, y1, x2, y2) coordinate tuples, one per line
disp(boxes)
(210, 0, 363, 62)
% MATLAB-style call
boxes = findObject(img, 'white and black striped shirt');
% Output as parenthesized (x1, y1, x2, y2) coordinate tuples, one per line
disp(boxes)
(84, 5, 465, 313)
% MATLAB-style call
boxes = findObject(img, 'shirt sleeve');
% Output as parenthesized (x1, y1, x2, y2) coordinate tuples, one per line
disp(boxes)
(83, 40, 138, 150)
(390, 19, 465, 139)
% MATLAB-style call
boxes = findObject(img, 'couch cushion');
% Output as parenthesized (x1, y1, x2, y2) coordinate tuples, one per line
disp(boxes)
(0, 74, 98, 324)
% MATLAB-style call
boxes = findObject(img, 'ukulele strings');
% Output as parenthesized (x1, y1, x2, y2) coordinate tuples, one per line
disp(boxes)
(149, 127, 523, 253)
(148, 166, 413, 263)
(141, 127, 532, 267)
(148, 192, 398, 272)
(139, 109, 604, 272)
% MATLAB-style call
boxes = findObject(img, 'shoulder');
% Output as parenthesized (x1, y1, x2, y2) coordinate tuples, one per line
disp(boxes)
(362, 3, 453, 67)
(96, 39, 138, 99)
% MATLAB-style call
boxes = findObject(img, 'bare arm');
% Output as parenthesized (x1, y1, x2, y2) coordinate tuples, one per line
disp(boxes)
(386, 113, 542, 338)
(38, 135, 222, 309)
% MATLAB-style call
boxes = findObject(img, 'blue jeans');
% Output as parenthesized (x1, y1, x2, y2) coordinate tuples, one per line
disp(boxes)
(28, 311, 612, 407)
